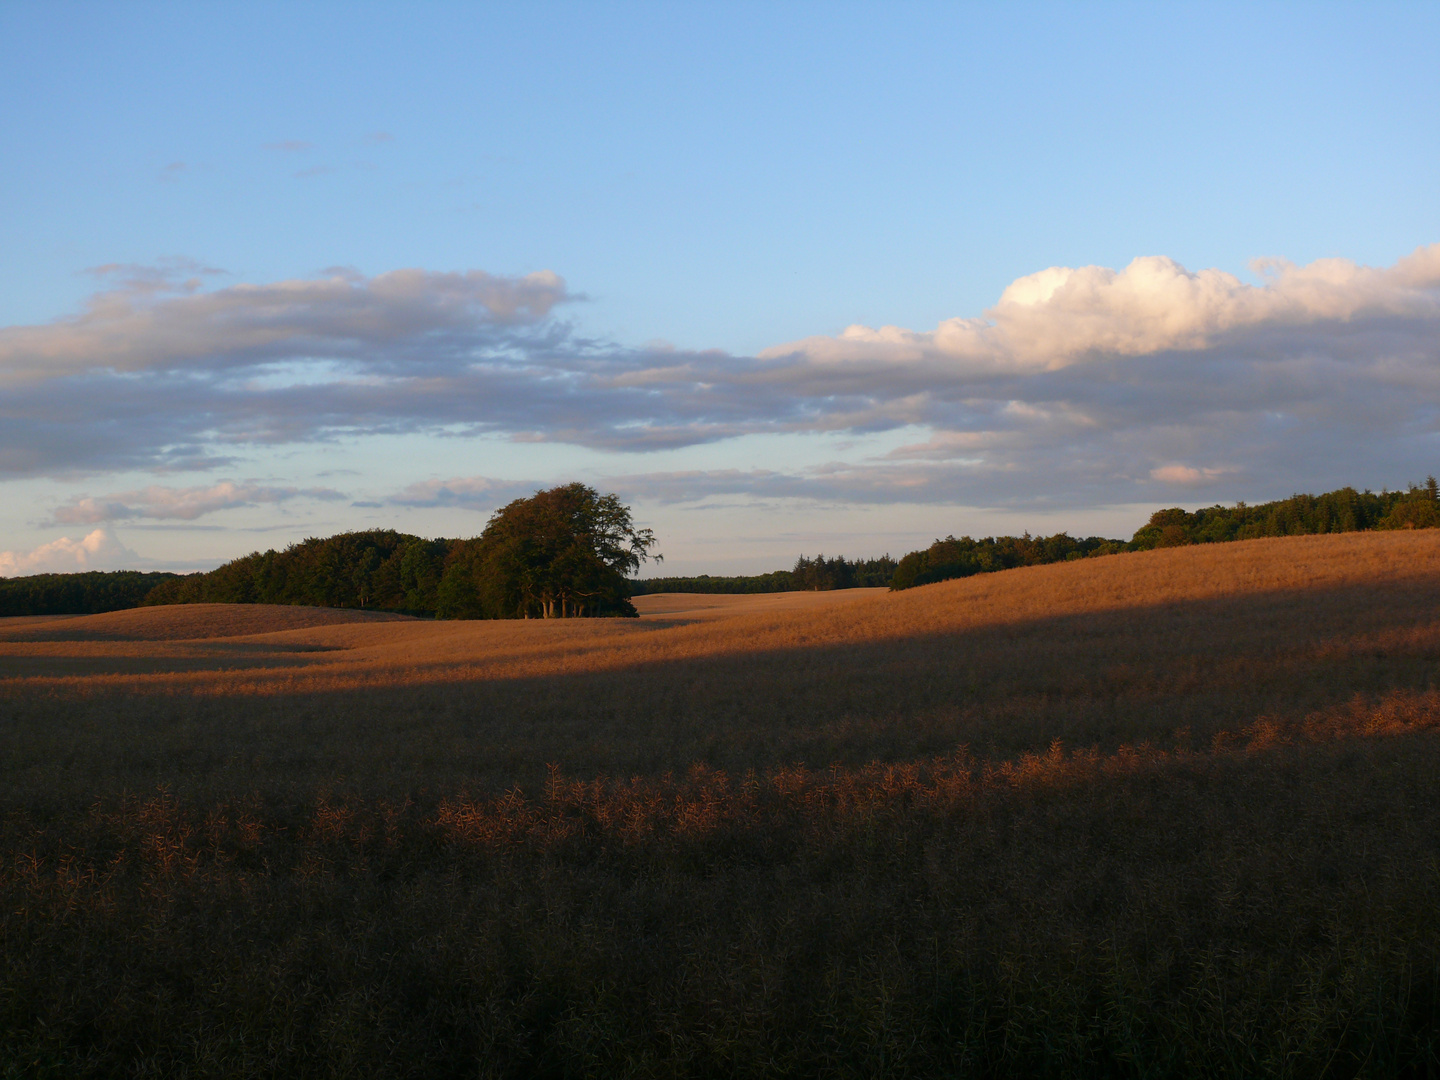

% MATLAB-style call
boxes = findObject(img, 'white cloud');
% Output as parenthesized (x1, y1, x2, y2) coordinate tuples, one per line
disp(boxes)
(0, 529, 140, 576)
(759, 246, 1440, 371)
(49, 481, 346, 524)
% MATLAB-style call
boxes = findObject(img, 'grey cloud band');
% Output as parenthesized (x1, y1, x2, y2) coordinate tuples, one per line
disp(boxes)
(4, 248, 1440, 508)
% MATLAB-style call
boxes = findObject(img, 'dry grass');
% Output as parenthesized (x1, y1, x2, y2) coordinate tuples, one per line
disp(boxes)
(3, 533, 1440, 1076)
(5, 531, 1438, 794)
(0, 602, 413, 642)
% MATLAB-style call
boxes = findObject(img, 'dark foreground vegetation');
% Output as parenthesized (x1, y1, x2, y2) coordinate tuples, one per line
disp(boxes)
(5, 724, 1437, 1077)
(2, 533, 1440, 1075)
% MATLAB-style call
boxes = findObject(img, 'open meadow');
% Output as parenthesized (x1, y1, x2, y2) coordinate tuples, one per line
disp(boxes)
(3, 532, 1440, 1076)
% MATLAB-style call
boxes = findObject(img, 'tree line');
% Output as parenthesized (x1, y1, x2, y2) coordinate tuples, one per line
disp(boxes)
(1127, 481, 1440, 549)
(5, 479, 1438, 616)
(631, 554, 898, 595)
(889, 533, 1125, 591)
(887, 480, 1440, 591)
(0, 571, 181, 617)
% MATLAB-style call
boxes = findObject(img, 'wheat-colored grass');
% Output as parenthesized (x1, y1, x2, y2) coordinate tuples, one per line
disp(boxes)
(0, 600, 412, 642)
(631, 587, 890, 620)
(5, 530, 1436, 687)
(4, 531, 1438, 789)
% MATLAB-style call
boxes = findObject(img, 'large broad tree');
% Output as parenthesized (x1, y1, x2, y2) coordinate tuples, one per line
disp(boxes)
(436, 483, 659, 619)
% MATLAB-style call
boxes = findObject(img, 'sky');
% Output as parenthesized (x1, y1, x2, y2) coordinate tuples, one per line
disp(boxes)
(2, 1, 1439, 576)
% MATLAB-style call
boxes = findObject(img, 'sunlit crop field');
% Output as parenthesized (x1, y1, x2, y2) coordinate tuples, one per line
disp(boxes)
(3, 532, 1440, 1076)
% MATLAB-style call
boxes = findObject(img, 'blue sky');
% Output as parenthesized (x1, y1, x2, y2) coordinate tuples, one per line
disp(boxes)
(3, 1, 1439, 575)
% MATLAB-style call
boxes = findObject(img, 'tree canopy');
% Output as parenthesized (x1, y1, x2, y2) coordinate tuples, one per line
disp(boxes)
(0, 571, 181, 616)
(143, 530, 447, 612)
(1127, 482, 1440, 548)
(437, 484, 659, 619)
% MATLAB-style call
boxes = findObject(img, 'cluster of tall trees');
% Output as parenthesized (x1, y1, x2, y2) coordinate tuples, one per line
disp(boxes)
(632, 554, 898, 595)
(791, 554, 898, 590)
(145, 484, 658, 618)
(432, 483, 657, 618)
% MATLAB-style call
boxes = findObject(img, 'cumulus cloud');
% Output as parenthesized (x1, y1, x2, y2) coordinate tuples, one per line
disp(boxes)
(48, 481, 346, 524)
(3, 246, 1440, 509)
(759, 247, 1440, 371)
(0, 529, 140, 576)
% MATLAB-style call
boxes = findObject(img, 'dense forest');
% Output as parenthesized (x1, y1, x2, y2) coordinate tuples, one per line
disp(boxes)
(889, 533, 1125, 591)
(4, 480, 1438, 616)
(631, 554, 898, 595)
(0, 571, 181, 617)
(143, 530, 449, 613)
(1128, 481, 1440, 549)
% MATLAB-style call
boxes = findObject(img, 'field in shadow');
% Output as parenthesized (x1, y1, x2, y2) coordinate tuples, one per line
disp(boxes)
(4, 577, 1439, 801)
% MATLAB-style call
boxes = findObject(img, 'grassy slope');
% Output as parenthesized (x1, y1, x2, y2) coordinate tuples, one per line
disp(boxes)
(2, 533, 1440, 1076)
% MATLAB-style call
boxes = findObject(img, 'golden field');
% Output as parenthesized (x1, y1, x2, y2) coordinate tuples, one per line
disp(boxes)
(3, 532, 1440, 1076)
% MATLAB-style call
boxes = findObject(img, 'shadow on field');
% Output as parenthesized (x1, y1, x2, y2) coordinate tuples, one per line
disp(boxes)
(6, 567, 1440, 1075)
(4, 577, 1439, 803)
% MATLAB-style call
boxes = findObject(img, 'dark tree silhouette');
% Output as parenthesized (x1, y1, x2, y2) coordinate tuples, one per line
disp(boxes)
(0, 571, 180, 616)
